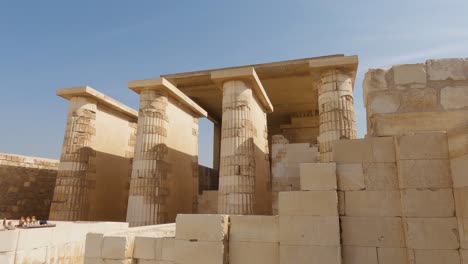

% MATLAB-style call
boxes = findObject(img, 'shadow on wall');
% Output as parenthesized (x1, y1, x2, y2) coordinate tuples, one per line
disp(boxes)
(0, 164, 57, 219)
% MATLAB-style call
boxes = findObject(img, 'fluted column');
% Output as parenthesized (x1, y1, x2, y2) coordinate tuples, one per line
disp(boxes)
(49, 96, 97, 220)
(217, 80, 256, 214)
(126, 89, 169, 227)
(318, 69, 357, 162)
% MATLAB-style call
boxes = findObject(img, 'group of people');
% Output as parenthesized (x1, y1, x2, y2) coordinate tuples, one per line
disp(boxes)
(1, 218, 15, 231)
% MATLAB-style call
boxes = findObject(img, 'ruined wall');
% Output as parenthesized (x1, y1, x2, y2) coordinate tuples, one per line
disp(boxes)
(50, 88, 137, 222)
(279, 112, 320, 144)
(271, 135, 319, 214)
(0, 153, 58, 219)
(364, 58, 468, 136)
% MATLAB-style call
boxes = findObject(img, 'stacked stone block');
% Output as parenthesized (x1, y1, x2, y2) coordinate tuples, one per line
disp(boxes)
(364, 58, 468, 136)
(271, 135, 319, 214)
(0, 153, 58, 219)
(174, 214, 229, 264)
(278, 163, 341, 264)
(229, 215, 279, 264)
(317, 69, 357, 162)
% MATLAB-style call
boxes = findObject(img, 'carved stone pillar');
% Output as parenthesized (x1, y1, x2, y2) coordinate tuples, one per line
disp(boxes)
(212, 67, 273, 215)
(126, 89, 169, 227)
(49, 96, 97, 220)
(318, 69, 357, 162)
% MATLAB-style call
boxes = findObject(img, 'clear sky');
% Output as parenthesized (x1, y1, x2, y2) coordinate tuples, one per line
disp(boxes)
(1, 0, 467, 167)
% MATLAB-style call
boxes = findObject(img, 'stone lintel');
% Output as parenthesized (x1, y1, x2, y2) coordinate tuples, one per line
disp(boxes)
(128, 77, 208, 118)
(210, 67, 274, 113)
(56, 86, 138, 119)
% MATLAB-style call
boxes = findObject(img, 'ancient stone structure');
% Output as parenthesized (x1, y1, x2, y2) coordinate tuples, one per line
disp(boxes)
(126, 78, 207, 226)
(0, 153, 58, 219)
(49, 86, 138, 222)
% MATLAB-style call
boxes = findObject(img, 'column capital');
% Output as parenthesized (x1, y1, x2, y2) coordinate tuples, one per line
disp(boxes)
(211, 67, 274, 113)
(128, 77, 208, 118)
(57, 86, 138, 120)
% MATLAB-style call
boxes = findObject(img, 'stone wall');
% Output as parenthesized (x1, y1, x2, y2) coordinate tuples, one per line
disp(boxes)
(364, 58, 468, 136)
(49, 87, 138, 222)
(0, 153, 58, 219)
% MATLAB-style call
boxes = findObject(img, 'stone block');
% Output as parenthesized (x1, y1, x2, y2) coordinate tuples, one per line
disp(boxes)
(16, 227, 53, 251)
(338, 191, 345, 216)
(0, 252, 15, 264)
(342, 246, 378, 264)
(85, 233, 103, 258)
(299, 163, 337, 191)
(398, 159, 452, 189)
(462, 249, 468, 263)
(458, 217, 468, 249)
(448, 126, 468, 158)
(229, 215, 278, 242)
(399, 88, 438, 112)
(14, 247, 47, 264)
(363, 162, 399, 190)
(405, 217, 459, 249)
(367, 92, 400, 115)
(175, 214, 228, 242)
(279, 215, 340, 246)
(134, 236, 174, 261)
(396, 132, 449, 160)
(341, 217, 405, 247)
(278, 191, 338, 216)
(377, 248, 408, 264)
(229, 242, 278, 264)
(345, 190, 401, 216)
(427, 58, 468, 81)
(441, 86, 468, 110)
(410, 249, 460, 264)
(393, 63, 427, 85)
(333, 139, 373, 163)
(454, 188, 468, 218)
(0, 229, 19, 252)
(279, 245, 341, 264)
(452, 155, 468, 188)
(371, 137, 396, 162)
(174, 240, 226, 264)
(337, 163, 365, 191)
(101, 235, 131, 259)
(401, 188, 455, 217)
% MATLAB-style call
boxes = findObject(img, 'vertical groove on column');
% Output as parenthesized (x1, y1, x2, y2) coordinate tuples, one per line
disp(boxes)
(49, 97, 97, 221)
(318, 69, 357, 162)
(127, 89, 169, 227)
(218, 80, 255, 214)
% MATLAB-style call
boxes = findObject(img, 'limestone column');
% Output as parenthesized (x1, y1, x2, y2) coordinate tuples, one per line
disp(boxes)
(212, 67, 274, 215)
(126, 88, 169, 227)
(49, 96, 97, 221)
(317, 69, 357, 162)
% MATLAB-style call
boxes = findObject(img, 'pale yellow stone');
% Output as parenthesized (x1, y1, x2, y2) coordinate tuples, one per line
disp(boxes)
(363, 68, 388, 105)
(278, 191, 338, 216)
(371, 137, 396, 162)
(377, 248, 408, 264)
(412, 249, 460, 264)
(405, 217, 459, 249)
(427, 58, 468, 81)
(279, 215, 340, 246)
(229, 242, 278, 264)
(229, 215, 278, 242)
(279, 245, 341, 264)
(398, 159, 452, 189)
(345, 190, 402, 217)
(174, 240, 226, 264)
(341, 216, 405, 247)
(363, 162, 399, 190)
(454, 188, 468, 218)
(452, 155, 468, 188)
(401, 188, 455, 217)
(441, 86, 468, 110)
(392, 63, 427, 85)
(175, 214, 228, 242)
(333, 139, 373, 163)
(337, 163, 365, 191)
(342, 246, 378, 264)
(367, 92, 400, 115)
(448, 126, 468, 158)
(299, 163, 337, 191)
(396, 132, 449, 160)
(399, 88, 438, 112)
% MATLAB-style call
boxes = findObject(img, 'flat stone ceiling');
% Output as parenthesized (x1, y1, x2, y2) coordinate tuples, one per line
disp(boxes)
(161, 54, 358, 132)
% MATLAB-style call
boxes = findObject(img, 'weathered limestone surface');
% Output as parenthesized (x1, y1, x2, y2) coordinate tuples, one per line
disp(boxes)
(213, 67, 273, 215)
(0, 153, 58, 219)
(50, 87, 138, 222)
(317, 69, 357, 162)
(364, 58, 468, 136)
(127, 78, 206, 226)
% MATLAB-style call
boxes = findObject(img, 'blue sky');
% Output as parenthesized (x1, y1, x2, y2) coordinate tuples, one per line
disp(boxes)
(1, 0, 467, 167)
